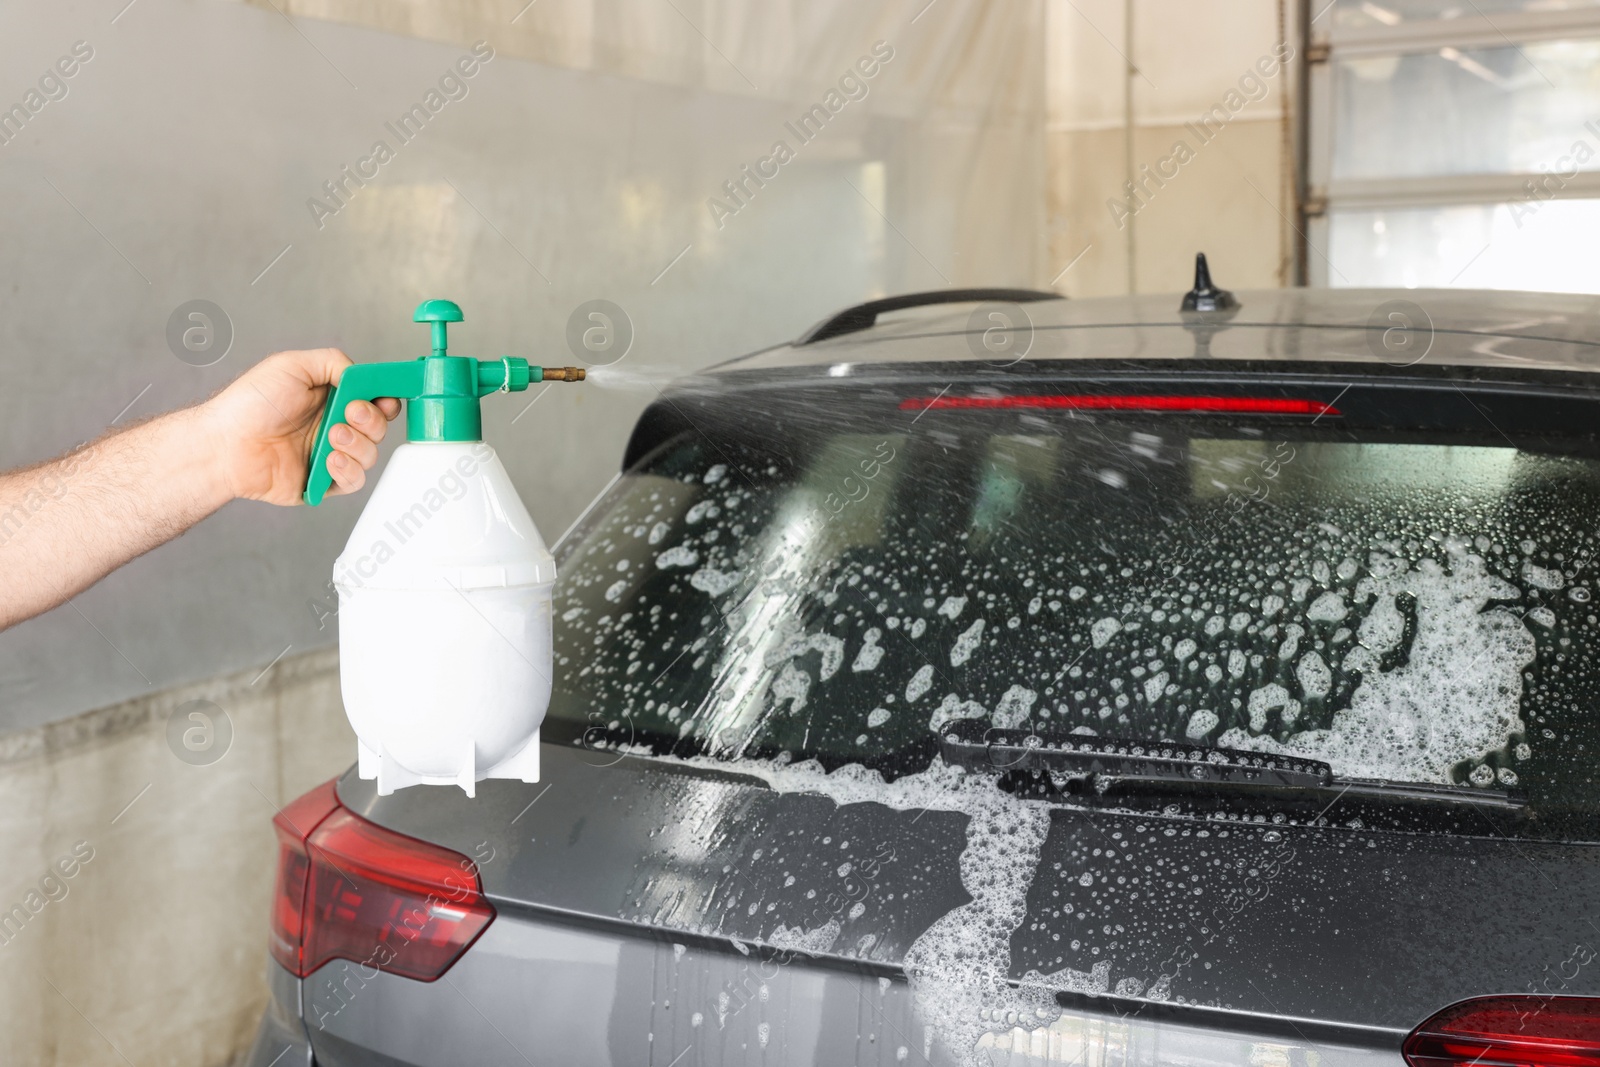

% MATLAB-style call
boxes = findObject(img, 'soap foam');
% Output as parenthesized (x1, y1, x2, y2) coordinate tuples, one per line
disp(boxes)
(655, 545, 699, 569)
(705, 756, 1060, 1065)
(1221, 549, 1533, 781)
(570, 452, 1578, 1064)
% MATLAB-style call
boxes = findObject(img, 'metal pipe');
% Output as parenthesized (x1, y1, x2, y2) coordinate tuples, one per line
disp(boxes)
(1294, 0, 1312, 286)
(1124, 0, 1137, 295)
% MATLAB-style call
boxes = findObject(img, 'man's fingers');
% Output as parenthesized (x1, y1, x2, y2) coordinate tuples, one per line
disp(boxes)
(322, 399, 393, 501)
(329, 422, 379, 471)
(374, 397, 402, 421)
(326, 450, 365, 495)
(344, 399, 393, 445)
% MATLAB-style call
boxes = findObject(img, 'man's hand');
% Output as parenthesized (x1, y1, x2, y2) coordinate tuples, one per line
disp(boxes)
(200, 348, 401, 505)
(0, 348, 403, 630)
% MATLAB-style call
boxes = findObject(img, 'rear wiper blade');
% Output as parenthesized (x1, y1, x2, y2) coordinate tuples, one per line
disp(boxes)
(1319, 777, 1525, 811)
(938, 720, 1528, 811)
(937, 720, 1331, 787)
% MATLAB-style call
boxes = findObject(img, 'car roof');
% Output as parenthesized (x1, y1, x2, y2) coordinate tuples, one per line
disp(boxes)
(713, 288, 1600, 376)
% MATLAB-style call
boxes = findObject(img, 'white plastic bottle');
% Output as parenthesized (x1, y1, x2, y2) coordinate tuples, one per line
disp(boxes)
(301, 299, 584, 795)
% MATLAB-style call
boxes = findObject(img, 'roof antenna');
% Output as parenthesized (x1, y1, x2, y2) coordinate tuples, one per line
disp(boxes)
(1179, 252, 1239, 313)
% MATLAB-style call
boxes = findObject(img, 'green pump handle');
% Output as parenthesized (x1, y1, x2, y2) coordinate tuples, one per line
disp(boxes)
(302, 299, 584, 506)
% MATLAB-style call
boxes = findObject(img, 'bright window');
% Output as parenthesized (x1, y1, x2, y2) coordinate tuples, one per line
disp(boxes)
(1308, 1, 1600, 291)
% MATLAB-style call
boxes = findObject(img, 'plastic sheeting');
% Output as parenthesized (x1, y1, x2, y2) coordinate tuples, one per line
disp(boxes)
(254, 0, 1049, 289)
(0, 0, 1044, 730)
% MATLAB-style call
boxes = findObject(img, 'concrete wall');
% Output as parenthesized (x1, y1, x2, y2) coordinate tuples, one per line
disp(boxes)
(0, 0, 1045, 735)
(0, 648, 350, 1067)
(1045, 0, 1298, 298)
(0, 2, 1047, 1064)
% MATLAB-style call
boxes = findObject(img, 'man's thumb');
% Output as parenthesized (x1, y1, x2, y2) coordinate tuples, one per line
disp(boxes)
(294, 348, 352, 388)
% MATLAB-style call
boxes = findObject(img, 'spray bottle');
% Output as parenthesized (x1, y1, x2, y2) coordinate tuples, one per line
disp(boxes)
(303, 299, 584, 796)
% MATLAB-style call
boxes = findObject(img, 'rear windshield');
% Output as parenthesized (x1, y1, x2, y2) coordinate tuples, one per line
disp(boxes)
(546, 387, 1600, 834)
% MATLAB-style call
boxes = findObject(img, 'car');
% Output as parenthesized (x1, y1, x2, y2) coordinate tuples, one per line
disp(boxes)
(246, 262, 1600, 1067)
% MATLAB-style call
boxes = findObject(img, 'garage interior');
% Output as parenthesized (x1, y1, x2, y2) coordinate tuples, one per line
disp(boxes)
(0, 0, 1592, 1064)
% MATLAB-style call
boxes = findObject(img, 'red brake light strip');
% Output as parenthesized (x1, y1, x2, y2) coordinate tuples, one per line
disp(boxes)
(898, 394, 1341, 416)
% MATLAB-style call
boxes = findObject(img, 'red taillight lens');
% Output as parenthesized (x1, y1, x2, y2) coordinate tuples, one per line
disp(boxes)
(300, 809, 495, 981)
(269, 779, 341, 975)
(1404, 997, 1600, 1067)
(898, 394, 1341, 416)
(269, 779, 495, 982)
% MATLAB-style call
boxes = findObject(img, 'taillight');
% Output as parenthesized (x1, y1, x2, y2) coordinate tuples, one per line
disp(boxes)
(898, 394, 1341, 416)
(269, 779, 341, 974)
(1404, 996, 1600, 1067)
(269, 778, 495, 982)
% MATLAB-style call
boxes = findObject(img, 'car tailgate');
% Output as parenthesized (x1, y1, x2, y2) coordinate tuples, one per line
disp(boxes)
(315, 741, 1600, 1063)
(302, 900, 1403, 1067)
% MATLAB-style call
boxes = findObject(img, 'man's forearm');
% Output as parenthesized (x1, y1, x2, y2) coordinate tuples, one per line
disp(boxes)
(0, 347, 396, 633)
(0, 405, 231, 629)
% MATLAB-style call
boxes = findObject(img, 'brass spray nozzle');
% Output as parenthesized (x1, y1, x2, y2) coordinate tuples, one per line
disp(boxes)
(540, 367, 586, 382)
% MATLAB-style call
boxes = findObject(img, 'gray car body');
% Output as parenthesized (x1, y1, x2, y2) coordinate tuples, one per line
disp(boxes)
(245, 288, 1600, 1067)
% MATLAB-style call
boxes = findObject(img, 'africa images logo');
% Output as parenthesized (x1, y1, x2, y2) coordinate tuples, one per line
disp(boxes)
(0, 40, 94, 148)
(704, 41, 895, 229)
(305, 42, 495, 230)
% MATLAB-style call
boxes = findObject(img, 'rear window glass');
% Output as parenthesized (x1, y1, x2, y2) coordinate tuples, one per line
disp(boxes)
(546, 399, 1600, 834)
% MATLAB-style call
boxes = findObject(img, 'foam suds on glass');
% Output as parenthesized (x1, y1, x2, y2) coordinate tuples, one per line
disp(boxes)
(684, 753, 1061, 1064)
(1220, 542, 1535, 780)
(560, 449, 1586, 1064)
